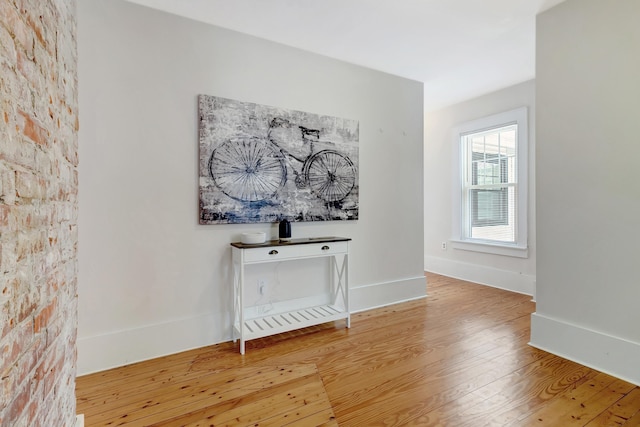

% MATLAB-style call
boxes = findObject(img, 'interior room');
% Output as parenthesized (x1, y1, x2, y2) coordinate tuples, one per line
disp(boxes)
(1, 0, 639, 425)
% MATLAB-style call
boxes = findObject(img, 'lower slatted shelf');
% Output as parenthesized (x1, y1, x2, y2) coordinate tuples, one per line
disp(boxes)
(238, 304, 348, 341)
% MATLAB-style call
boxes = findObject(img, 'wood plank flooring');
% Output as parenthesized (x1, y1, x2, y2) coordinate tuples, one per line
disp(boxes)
(76, 273, 640, 426)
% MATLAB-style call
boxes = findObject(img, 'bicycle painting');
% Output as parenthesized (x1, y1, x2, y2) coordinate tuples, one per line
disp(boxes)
(199, 95, 359, 224)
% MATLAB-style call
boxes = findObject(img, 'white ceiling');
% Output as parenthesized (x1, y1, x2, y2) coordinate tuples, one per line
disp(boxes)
(124, 0, 566, 111)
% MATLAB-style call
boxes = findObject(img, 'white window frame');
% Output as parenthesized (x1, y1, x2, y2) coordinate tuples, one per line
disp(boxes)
(451, 107, 528, 258)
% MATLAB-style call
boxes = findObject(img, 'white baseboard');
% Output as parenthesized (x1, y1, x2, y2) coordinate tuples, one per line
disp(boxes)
(77, 312, 225, 376)
(530, 313, 640, 386)
(424, 255, 535, 296)
(76, 414, 84, 427)
(350, 275, 427, 313)
(77, 277, 427, 375)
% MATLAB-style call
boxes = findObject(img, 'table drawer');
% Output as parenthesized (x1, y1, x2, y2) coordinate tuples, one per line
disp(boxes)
(243, 241, 348, 263)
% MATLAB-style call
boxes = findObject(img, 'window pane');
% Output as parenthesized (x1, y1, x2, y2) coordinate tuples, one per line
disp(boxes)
(469, 186, 516, 242)
(471, 137, 484, 154)
(454, 107, 527, 253)
(500, 130, 516, 156)
(463, 123, 518, 244)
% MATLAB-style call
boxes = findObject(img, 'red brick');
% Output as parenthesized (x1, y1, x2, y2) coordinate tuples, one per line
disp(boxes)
(33, 297, 57, 334)
(1, 0, 78, 425)
(16, 110, 47, 147)
(0, 314, 15, 342)
(0, 119, 37, 174)
(20, 398, 40, 427)
(16, 230, 47, 262)
(0, 22, 17, 65)
(43, 351, 65, 397)
(0, 0, 32, 58)
(3, 381, 31, 427)
(24, 12, 46, 49)
(45, 311, 63, 346)
(5, 204, 41, 230)
(1, 318, 34, 376)
(13, 336, 43, 389)
(15, 169, 47, 200)
(15, 288, 36, 329)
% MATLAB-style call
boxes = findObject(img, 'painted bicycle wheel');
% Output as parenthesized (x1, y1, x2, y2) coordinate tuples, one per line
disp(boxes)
(304, 150, 356, 202)
(209, 137, 286, 202)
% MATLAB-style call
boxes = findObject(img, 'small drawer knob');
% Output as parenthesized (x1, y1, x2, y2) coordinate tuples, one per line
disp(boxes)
(321, 245, 330, 251)
(269, 250, 279, 255)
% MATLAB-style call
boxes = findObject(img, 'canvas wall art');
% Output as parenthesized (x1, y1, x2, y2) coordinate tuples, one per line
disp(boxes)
(199, 95, 359, 224)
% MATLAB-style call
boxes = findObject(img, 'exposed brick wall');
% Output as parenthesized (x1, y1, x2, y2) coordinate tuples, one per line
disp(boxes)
(0, 0, 78, 426)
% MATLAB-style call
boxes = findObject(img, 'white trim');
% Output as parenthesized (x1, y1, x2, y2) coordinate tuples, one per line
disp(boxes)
(452, 107, 528, 255)
(77, 312, 225, 375)
(350, 276, 427, 313)
(78, 277, 427, 374)
(450, 239, 528, 258)
(76, 414, 84, 427)
(424, 255, 535, 296)
(530, 313, 640, 386)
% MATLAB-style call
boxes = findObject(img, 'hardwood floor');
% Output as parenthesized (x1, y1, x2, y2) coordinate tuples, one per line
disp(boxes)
(76, 273, 640, 426)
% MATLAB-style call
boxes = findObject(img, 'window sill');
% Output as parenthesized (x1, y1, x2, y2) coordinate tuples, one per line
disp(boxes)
(450, 239, 528, 258)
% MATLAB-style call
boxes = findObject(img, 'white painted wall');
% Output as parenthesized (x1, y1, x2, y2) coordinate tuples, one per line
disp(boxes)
(424, 81, 536, 295)
(531, 0, 640, 385)
(77, 0, 425, 374)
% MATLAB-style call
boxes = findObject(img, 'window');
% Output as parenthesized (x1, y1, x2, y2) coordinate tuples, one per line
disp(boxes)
(452, 107, 528, 258)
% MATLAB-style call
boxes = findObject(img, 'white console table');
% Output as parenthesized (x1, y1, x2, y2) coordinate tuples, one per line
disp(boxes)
(230, 237, 350, 354)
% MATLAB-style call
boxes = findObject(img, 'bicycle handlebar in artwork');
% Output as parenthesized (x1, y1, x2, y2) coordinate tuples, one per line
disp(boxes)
(198, 95, 359, 224)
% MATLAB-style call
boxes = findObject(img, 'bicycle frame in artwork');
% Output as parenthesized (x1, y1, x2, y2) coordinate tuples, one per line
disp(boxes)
(198, 95, 359, 224)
